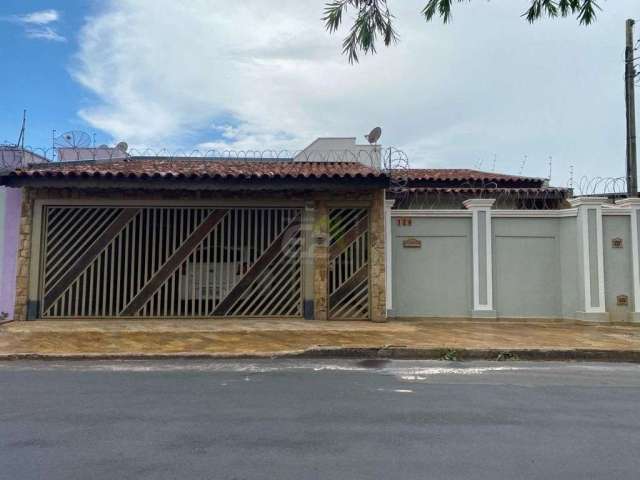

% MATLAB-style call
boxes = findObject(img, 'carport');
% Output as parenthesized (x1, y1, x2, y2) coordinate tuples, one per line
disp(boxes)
(1, 157, 388, 322)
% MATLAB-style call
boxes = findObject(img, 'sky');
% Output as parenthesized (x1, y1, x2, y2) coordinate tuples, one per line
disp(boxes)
(0, 0, 638, 188)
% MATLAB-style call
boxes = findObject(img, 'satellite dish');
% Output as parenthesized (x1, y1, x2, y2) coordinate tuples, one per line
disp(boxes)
(54, 130, 92, 148)
(365, 126, 382, 144)
(116, 141, 128, 152)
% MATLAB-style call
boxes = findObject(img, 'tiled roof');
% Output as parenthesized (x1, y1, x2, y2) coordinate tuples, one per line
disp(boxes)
(402, 169, 544, 184)
(2, 158, 386, 181)
(401, 187, 569, 197)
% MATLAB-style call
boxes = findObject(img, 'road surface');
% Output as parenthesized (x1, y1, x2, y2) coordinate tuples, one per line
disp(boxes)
(1, 360, 639, 479)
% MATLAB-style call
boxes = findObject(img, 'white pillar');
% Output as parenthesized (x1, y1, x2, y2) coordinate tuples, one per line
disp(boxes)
(568, 197, 608, 321)
(616, 198, 640, 322)
(463, 199, 496, 318)
(384, 199, 395, 315)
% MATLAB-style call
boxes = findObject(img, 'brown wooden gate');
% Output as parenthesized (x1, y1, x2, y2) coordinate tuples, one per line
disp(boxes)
(327, 208, 370, 319)
(39, 206, 302, 318)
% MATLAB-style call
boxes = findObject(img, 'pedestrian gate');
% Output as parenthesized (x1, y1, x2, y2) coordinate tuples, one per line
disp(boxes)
(328, 208, 370, 319)
(40, 206, 303, 318)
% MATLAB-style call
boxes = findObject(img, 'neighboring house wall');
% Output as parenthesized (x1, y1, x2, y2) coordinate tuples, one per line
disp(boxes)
(0, 187, 22, 319)
(390, 199, 640, 322)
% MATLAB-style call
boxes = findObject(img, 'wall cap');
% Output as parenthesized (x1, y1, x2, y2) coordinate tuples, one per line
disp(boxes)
(463, 198, 496, 209)
(567, 196, 608, 207)
(615, 198, 640, 207)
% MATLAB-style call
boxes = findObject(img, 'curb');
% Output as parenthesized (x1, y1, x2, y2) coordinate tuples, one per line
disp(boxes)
(1, 347, 640, 362)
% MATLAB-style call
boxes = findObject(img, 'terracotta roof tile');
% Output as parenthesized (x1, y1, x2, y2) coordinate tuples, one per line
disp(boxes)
(402, 168, 544, 184)
(3, 158, 386, 181)
(401, 187, 570, 197)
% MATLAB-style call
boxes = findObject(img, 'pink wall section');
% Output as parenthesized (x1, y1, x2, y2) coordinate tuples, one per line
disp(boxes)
(0, 187, 22, 320)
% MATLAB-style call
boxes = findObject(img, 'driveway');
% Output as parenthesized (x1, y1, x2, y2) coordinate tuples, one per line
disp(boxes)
(1, 360, 639, 479)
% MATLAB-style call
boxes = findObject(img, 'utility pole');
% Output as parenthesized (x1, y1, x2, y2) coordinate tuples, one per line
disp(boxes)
(625, 19, 637, 197)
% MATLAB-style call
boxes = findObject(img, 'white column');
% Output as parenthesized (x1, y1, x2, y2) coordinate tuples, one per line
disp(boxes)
(463, 199, 496, 317)
(384, 199, 395, 315)
(568, 197, 608, 321)
(616, 198, 640, 322)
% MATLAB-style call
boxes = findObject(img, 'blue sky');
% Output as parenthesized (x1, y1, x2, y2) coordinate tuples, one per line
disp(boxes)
(0, 1, 105, 148)
(0, 1, 639, 189)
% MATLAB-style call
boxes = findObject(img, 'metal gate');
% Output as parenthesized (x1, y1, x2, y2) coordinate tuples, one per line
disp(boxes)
(40, 206, 303, 318)
(328, 208, 370, 319)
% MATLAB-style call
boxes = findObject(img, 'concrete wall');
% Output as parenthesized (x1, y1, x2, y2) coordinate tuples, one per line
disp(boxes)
(492, 218, 561, 318)
(0, 187, 22, 319)
(392, 217, 472, 317)
(389, 199, 640, 322)
(602, 215, 634, 321)
(558, 217, 579, 318)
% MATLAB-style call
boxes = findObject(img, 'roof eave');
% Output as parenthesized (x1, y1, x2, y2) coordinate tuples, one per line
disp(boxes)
(0, 174, 389, 191)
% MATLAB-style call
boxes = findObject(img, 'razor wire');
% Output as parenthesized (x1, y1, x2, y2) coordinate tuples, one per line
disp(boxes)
(6, 142, 627, 210)
(573, 176, 628, 196)
(1, 143, 417, 182)
(1, 144, 406, 166)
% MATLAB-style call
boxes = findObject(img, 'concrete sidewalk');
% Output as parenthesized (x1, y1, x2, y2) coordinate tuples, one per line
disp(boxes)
(1, 319, 640, 361)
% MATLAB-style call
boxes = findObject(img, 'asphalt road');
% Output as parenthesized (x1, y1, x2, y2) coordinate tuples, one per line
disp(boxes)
(1, 360, 640, 480)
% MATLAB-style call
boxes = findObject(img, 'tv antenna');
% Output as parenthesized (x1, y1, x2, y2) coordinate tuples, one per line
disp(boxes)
(364, 126, 382, 145)
(568, 165, 574, 189)
(16, 110, 26, 149)
(518, 155, 528, 175)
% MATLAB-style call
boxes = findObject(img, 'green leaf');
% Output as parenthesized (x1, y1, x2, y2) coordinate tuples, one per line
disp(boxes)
(325, 0, 600, 64)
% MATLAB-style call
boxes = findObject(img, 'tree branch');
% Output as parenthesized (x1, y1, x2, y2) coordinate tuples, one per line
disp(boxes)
(324, 0, 600, 63)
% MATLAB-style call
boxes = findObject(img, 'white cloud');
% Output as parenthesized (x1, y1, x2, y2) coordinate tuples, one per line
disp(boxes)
(5, 9, 65, 41)
(72, 0, 639, 185)
(25, 26, 65, 42)
(17, 9, 59, 25)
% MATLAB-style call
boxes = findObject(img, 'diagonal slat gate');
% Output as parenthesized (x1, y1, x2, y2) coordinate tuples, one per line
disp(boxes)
(328, 208, 370, 319)
(40, 206, 303, 318)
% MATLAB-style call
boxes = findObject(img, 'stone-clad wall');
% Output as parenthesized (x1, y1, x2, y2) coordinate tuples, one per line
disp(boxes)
(13, 189, 33, 321)
(13, 187, 387, 322)
(368, 190, 386, 322)
(312, 200, 329, 321)
(310, 190, 386, 322)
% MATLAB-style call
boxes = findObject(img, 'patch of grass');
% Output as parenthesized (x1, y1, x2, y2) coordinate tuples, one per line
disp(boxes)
(440, 348, 459, 361)
(496, 351, 519, 361)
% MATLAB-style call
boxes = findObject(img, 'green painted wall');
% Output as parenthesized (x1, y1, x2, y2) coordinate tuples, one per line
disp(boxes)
(392, 217, 472, 317)
(603, 216, 633, 321)
(492, 218, 561, 317)
(391, 211, 636, 320)
(559, 217, 579, 318)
